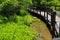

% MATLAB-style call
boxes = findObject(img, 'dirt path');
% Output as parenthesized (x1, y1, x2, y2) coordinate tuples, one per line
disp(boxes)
(30, 18, 52, 40)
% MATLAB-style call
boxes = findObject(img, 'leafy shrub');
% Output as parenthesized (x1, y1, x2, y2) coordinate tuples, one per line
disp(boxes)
(23, 15, 34, 25)
(0, 0, 20, 17)
(13, 15, 34, 25)
(0, 0, 39, 40)
(0, 3, 19, 17)
(14, 15, 23, 23)
(0, 22, 38, 40)
(19, 9, 28, 16)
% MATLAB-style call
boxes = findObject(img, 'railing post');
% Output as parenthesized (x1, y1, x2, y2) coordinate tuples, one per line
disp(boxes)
(59, 23, 60, 37)
(46, 11, 48, 21)
(51, 11, 56, 38)
(44, 11, 45, 19)
(40, 10, 41, 15)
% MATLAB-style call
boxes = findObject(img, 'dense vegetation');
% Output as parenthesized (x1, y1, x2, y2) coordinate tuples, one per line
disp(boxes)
(32, 0, 60, 5)
(32, 0, 60, 13)
(0, 0, 60, 40)
(0, 0, 41, 40)
(41, 0, 60, 12)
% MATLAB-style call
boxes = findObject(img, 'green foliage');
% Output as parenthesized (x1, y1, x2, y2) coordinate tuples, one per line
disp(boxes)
(0, 0, 20, 17)
(20, 9, 28, 16)
(0, 0, 43, 40)
(40, 0, 58, 5)
(0, 22, 38, 40)
(1, 3, 16, 17)
(23, 15, 34, 25)
(0, 0, 33, 18)
(18, 0, 32, 8)
(13, 15, 34, 25)
(14, 15, 23, 23)
(0, 15, 8, 24)
(32, 0, 60, 13)
(0, 0, 5, 4)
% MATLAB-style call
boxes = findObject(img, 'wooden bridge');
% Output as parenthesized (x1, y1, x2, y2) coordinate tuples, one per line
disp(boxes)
(27, 5, 60, 39)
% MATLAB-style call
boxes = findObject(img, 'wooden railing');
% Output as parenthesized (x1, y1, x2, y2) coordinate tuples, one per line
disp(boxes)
(27, 5, 60, 38)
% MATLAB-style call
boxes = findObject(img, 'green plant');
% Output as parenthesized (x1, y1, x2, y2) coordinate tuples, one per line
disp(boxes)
(19, 9, 28, 16)
(23, 15, 34, 25)
(0, 0, 43, 40)
(0, 22, 38, 40)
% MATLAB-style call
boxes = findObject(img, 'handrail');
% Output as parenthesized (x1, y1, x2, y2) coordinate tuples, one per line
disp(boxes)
(27, 6, 60, 38)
